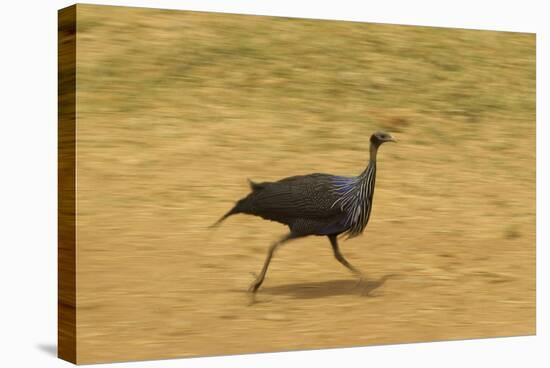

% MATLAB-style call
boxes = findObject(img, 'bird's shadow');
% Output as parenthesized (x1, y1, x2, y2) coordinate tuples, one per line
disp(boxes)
(255, 274, 398, 300)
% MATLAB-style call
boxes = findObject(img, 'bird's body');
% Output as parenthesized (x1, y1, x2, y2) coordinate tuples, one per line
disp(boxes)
(213, 131, 395, 293)
(229, 165, 376, 238)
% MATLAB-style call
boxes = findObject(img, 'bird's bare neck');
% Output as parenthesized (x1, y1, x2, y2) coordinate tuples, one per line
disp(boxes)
(360, 153, 377, 178)
(369, 143, 379, 163)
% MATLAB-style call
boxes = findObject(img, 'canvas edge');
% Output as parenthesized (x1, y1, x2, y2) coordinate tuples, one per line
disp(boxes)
(58, 3, 77, 365)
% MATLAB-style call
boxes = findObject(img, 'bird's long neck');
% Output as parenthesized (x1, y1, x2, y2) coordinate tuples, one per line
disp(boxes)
(356, 142, 378, 218)
(359, 142, 378, 178)
(369, 142, 379, 164)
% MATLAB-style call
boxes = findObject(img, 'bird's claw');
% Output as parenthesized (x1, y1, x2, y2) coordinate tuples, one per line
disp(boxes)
(248, 281, 258, 293)
(248, 272, 261, 293)
(353, 274, 369, 295)
(248, 280, 262, 294)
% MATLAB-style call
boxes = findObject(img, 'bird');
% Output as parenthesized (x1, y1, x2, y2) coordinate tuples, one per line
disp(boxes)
(212, 131, 396, 293)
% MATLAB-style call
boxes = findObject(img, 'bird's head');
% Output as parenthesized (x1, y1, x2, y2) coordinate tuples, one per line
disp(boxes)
(370, 131, 397, 147)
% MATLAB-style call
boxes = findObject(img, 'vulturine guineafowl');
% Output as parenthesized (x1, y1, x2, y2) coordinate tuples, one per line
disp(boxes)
(212, 131, 396, 293)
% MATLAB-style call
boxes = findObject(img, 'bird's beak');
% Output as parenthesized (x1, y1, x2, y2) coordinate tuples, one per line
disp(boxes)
(388, 136, 397, 143)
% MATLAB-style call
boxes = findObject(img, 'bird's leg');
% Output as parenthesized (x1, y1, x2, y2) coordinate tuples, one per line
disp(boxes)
(249, 233, 294, 293)
(328, 235, 365, 285)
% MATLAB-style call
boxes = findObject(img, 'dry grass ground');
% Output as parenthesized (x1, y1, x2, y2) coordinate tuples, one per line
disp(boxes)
(73, 5, 535, 364)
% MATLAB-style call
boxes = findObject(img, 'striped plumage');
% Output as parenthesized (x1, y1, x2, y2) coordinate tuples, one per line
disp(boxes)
(213, 131, 396, 293)
(331, 162, 377, 238)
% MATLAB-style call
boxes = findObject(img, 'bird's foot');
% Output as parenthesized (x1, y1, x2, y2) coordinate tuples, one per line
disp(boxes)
(353, 273, 369, 295)
(248, 272, 262, 293)
(248, 280, 261, 293)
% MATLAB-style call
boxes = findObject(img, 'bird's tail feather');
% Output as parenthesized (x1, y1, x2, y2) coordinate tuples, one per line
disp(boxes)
(209, 189, 253, 229)
(209, 205, 240, 229)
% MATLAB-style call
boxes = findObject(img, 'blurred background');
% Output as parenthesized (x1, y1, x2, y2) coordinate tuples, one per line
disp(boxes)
(73, 4, 535, 364)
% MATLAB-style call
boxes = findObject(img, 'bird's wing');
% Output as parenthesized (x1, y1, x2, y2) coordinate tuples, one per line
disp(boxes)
(247, 173, 345, 219)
